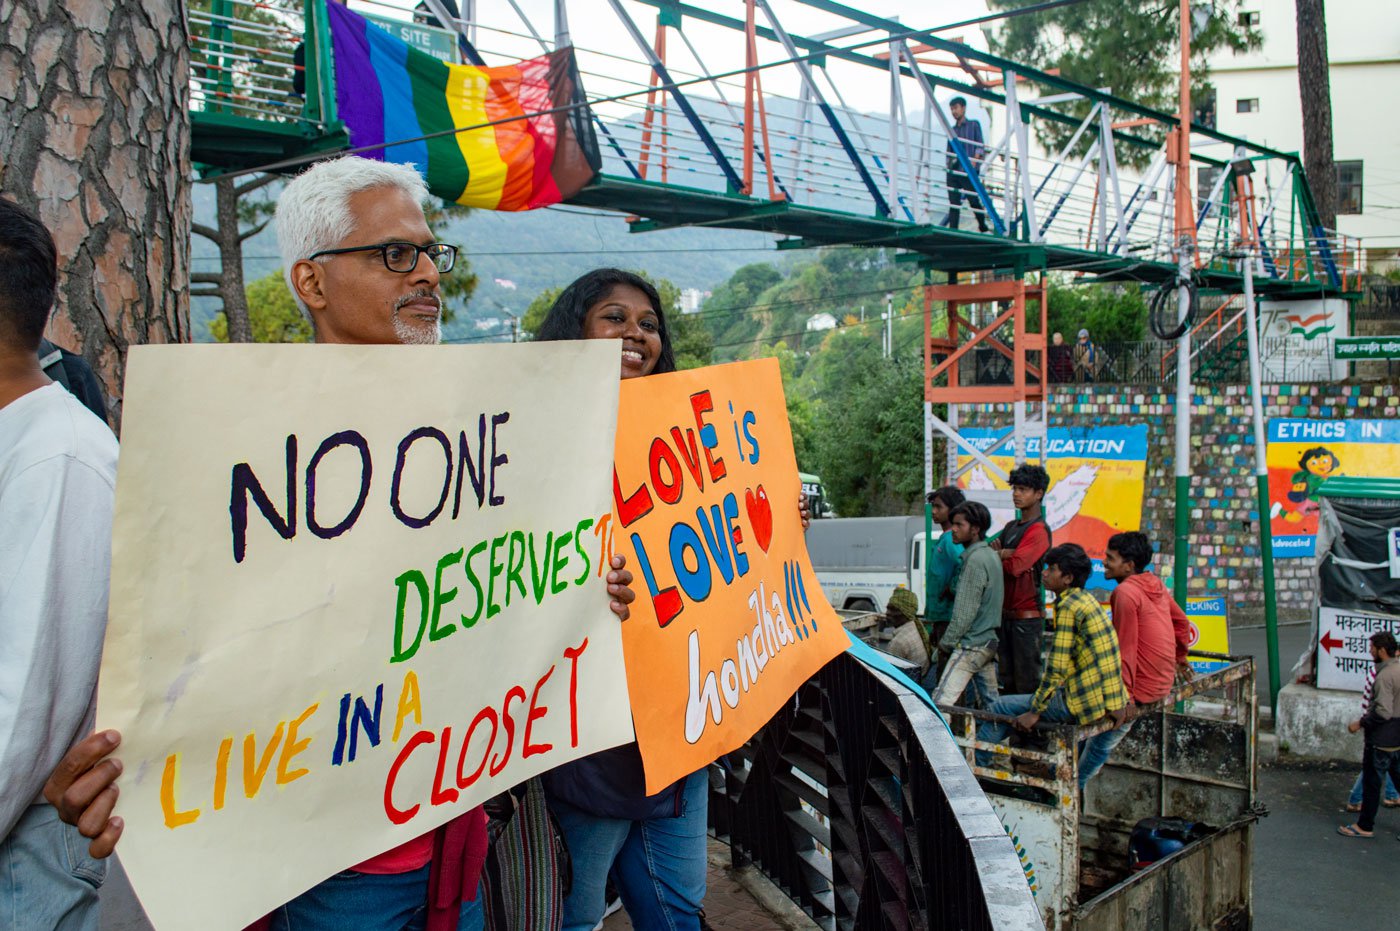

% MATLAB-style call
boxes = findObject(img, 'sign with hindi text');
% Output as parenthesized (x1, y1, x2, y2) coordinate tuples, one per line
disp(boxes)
(1316, 606, 1400, 691)
(610, 360, 849, 793)
(1333, 336, 1400, 361)
(98, 343, 634, 930)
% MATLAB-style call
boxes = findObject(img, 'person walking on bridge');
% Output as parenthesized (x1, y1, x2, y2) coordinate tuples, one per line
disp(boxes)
(942, 96, 988, 233)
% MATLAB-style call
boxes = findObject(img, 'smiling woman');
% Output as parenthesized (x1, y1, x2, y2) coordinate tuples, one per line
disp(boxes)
(534, 268, 708, 931)
(535, 269, 677, 378)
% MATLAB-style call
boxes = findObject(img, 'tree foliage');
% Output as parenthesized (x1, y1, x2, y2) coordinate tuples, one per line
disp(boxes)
(696, 251, 931, 516)
(210, 271, 313, 343)
(521, 286, 562, 339)
(806, 330, 925, 517)
(1046, 280, 1148, 343)
(191, 174, 278, 343)
(703, 249, 915, 361)
(988, 0, 1259, 166)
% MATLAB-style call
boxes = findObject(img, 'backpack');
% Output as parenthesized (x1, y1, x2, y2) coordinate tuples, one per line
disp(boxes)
(37, 338, 109, 423)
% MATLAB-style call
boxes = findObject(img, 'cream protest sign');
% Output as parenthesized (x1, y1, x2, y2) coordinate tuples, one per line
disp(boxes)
(609, 359, 849, 793)
(98, 343, 633, 930)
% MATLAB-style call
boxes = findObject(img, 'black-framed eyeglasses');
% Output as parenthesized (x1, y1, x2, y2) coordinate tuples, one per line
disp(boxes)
(308, 241, 458, 273)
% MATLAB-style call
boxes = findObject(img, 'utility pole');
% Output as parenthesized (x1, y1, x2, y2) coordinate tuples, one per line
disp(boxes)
(922, 270, 935, 618)
(884, 291, 894, 358)
(1171, 0, 1197, 608)
(1233, 154, 1283, 717)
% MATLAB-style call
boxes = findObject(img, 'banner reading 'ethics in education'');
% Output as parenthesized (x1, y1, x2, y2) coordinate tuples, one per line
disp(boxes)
(1266, 418, 1400, 558)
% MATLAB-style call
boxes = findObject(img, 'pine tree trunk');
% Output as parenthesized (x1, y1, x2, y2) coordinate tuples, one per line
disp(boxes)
(0, 0, 192, 426)
(1295, 0, 1336, 230)
(215, 176, 254, 343)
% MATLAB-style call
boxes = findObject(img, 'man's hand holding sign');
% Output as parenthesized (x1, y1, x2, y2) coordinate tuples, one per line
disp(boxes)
(611, 359, 848, 793)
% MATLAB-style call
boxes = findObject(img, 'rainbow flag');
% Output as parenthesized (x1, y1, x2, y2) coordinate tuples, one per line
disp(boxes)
(327, 2, 599, 210)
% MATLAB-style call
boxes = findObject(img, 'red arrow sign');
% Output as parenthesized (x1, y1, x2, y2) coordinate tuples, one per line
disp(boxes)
(1320, 631, 1344, 654)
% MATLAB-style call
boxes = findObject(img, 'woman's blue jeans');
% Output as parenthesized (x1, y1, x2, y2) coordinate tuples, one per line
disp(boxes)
(550, 769, 708, 931)
(1348, 769, 1399, 806)
(268, 863, 484, 931)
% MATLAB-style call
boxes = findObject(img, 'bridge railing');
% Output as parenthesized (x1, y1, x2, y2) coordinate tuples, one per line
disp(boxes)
(189, 0, 318, 127)
(184, 0, 1364, 296)
(710, 650, 1043, 931)
(1356, 278, 1400, 320)
(967, 336, 1354, 387)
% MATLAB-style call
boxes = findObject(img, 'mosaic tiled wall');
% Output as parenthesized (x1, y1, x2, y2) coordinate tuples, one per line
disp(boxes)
(962, 383, 1400, 622)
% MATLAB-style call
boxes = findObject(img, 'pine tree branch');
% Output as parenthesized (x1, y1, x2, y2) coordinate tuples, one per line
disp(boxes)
(191, 222, 220, 242)
(235, 173, 279, 197)
(239, 218, 272, 242)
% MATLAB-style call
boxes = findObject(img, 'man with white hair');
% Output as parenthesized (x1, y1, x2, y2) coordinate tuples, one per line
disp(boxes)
(279, 157, 450, 346)
(43, 156, 637, 930)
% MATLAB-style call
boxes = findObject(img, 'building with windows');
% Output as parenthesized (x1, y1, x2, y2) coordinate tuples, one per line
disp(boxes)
(1206, 1, 1400, 259)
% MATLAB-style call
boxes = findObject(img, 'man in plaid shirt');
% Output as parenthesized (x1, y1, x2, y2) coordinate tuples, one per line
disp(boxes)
(976, 543, 1129, 791)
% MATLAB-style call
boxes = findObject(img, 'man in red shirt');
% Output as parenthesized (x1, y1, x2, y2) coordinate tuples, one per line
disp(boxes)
(1080, 531, 1194, 785)
(991, 465, 1052, 694)
(1105, 531, 1193, 703)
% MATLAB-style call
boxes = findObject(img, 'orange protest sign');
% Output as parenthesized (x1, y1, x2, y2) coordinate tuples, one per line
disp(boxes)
(611, 359, 848, 793)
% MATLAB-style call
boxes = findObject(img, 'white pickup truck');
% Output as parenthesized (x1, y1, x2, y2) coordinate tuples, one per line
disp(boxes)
(805, 516, 933, 614)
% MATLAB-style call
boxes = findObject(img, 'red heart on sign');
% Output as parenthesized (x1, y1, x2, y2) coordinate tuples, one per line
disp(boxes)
(745, 485, 774, 553)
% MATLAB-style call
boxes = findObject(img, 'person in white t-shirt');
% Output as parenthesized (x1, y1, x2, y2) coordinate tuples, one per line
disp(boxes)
(0, 197, 119, 929)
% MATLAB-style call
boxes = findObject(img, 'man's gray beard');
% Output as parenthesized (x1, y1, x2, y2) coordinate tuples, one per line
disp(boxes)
(392, 314, 442, 345)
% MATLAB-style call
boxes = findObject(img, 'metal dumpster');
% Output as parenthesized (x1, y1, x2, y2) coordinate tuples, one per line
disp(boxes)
(943, 656, 1261, 931)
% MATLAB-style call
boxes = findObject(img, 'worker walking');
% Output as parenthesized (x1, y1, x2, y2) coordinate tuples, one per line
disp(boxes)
(941, 96, 988, 233)
(1338, 632, 1400, 839)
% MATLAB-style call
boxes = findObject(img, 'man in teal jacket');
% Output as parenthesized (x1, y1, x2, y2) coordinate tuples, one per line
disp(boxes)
(931, 501, 1003, 709)
(925, 487, 966, 621)
(920, 486, 965, 689)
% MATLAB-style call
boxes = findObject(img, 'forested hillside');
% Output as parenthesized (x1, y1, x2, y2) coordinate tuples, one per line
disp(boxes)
(190, 181, 793, 341)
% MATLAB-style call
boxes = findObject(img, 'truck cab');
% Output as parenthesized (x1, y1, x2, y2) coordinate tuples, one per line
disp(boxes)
(806, 515, 931, 614)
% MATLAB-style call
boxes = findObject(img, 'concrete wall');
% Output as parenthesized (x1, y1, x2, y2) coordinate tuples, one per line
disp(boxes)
(1276, 683, 1366, 761)
(963, 381, 1400, 623)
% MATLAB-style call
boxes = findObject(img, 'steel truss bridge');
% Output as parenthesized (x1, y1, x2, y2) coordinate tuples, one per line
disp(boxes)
(191, 0, 1361, 299)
